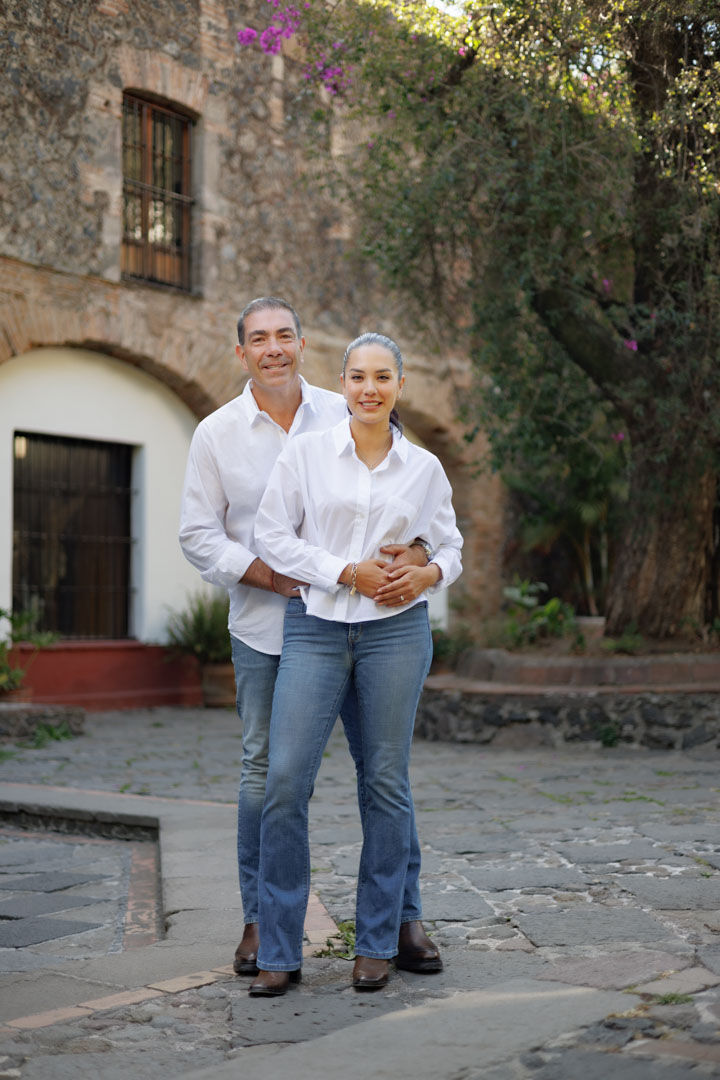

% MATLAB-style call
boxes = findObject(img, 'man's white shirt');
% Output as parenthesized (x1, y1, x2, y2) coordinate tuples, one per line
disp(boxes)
(179, 377, 348, 654)
(255, 417, 463, 625)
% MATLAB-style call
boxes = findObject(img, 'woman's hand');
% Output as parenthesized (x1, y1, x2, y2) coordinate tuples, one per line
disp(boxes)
(339, 559, 392, 598)
(374, 563, 441, 607)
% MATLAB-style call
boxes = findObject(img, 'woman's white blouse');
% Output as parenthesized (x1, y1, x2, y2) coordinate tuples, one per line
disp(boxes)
(255, 417, 463, 624)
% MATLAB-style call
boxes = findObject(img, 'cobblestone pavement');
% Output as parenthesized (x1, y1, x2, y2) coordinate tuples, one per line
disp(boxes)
(0, 707, 719, 1079)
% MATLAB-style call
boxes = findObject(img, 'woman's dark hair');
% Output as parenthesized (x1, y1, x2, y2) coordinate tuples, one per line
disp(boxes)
(342, 332, 404, 433)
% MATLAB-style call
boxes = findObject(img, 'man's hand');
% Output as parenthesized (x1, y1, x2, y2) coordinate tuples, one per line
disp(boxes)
(271, 571, 304, 597)
(379, 542, 427, 569)
(241, 557, 305, 596)
(376, 542, 431, 605)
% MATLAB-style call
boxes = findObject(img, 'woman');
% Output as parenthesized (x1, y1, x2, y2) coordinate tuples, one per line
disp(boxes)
(249, 332, 463, 995)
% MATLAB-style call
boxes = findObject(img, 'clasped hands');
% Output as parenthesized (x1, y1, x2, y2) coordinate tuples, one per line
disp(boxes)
(341, 544, 441, 608)
(272, 543, 440, 604)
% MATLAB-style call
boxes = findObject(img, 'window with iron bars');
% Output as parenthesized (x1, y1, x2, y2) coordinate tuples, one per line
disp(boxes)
(12, 432, 134, 639)
(122, 93, 193, 292)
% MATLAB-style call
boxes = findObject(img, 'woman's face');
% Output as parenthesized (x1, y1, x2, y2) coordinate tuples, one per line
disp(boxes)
(341, 343, 404, 430)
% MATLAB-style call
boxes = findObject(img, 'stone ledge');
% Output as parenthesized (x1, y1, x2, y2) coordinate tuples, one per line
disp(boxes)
(415, 684, 720, 749)
(0, 702, 85, 740)
(456, 647, 720, 687)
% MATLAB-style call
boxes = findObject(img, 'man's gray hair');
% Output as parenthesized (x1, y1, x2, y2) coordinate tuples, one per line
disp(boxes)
(237, 297, 302, 345)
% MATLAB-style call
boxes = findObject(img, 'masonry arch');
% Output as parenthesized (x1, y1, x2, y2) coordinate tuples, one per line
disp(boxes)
(0, 345, 201, 641)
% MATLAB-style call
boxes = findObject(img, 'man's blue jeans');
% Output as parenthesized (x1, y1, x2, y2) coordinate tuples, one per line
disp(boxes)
(256, 600, 433, 970)
(231, 628, 425, 926)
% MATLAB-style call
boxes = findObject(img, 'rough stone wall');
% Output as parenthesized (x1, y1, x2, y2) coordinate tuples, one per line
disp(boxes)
(0, 0, 507, 627)
(415, 687, 720, 751)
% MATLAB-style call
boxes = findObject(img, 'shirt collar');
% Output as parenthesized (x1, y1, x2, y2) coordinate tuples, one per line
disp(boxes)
(241, 375, 313, 427)
(332, 416, 408, 463)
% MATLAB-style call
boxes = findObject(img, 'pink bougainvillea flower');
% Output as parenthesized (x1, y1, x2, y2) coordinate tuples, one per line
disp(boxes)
(624, 338, 638, 351)
(260, 26, 282, 53)
(611, 432, 626, 442)
(602, 277, 612, 294)
(237, 28, 258, 45)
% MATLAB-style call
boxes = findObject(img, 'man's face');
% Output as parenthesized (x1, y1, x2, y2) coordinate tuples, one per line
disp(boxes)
(236, 307, 305, 391)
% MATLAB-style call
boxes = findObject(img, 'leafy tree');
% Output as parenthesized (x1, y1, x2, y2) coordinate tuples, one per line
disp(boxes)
(239, 0, 720, 637)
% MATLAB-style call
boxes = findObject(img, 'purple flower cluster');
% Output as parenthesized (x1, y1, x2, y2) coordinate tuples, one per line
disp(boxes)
(237, 0, 303, 56)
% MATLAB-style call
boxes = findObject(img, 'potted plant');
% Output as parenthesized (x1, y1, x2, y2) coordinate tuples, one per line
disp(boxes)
(0, 607, 57, 702)
(165, 591, 235, 707)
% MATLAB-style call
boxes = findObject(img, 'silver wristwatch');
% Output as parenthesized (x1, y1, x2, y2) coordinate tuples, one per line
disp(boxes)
(411, 539, 434, 563)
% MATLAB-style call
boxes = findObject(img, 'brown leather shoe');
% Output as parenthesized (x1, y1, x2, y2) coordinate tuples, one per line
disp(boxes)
(394, 920, 443, 973)
(248, 969, 301, 997)
(352, 956, 390, 991)
(233, 922, 259, 975)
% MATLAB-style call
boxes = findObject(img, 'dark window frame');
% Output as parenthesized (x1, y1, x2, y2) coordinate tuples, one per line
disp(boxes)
(121, 93, 194, 292)
(12, 431, 135, 640)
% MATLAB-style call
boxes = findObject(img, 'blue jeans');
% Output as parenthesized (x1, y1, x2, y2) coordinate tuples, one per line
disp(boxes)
(256, 600, 433, 970)
(231, 631, 424, 926)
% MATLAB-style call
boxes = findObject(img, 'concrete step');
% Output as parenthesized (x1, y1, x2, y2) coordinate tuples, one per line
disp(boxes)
(455, 648, 720, 688)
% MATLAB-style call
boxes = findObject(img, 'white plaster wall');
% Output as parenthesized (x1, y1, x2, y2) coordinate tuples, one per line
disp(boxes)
(0, 347, 202, 642)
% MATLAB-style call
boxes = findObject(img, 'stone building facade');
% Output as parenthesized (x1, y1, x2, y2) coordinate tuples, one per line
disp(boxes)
(0, 0, 505, 703)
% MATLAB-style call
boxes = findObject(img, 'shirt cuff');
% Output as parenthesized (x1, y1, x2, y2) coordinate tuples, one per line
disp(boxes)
(315, 552, 348, 593)
(201, 547, 257, 589)
(426, 551, 453, 593)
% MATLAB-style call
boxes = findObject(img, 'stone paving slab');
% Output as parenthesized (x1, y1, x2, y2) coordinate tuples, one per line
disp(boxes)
(418, 882, 495, 920)
(0, 871, 107, 892)
(464, 865, 588, 891)
(528, 1048, 702, 1079)
(554, 840, 671, 864)
(633, 965, 720, 996)
(614, 873, 720, 909)
(699, 945, 720, 975)
(0, 893, 106, 920)
(0, 917, 103, 948)
(185, 979, 630, 1080)
(515, 906, 676, 946)
(536, 949, 693, 990)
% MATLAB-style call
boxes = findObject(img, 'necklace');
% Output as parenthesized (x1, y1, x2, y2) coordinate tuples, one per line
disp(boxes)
(356, 433, 392, 471)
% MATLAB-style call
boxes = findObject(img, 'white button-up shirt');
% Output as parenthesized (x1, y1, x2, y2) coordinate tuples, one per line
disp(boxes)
(179, 377, 348, 653)
(255, 417, 463, 624)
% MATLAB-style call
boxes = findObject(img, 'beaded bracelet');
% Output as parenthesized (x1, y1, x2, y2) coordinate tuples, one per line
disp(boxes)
(349, 563, 358, 596)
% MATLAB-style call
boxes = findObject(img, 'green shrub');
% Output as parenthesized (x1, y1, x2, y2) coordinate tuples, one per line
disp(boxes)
(503, 578, 577, 647)
(165, 591, 231, 665)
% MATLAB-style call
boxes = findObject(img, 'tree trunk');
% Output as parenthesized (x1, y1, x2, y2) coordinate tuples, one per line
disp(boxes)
(605, 463, 716, 638)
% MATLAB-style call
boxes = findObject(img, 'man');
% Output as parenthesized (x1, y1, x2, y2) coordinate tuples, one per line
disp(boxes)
(179, 297, 441, 977)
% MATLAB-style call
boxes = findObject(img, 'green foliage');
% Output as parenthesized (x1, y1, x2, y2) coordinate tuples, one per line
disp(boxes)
(650, 992, 694, 1005)
(165, 592, 232, 665)
(270, 0, 720, 634)
(431, 623, 474, 667)
(21, 721, 74, 749)
(0, 607, 58, 695)
(315, 919, 356, 959)
(502, 578, 577, 646)
(601, 622, 644, 655)
(595, 719, 621, 748)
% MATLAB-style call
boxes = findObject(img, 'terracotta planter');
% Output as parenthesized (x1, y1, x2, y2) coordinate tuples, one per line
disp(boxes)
(201, 662, 236, 708)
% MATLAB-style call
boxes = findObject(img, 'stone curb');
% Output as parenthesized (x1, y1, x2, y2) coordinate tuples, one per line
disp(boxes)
(417, 680, 720, 750)
(0, 703, 85, 741)
(0, 783, 338, 1026)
